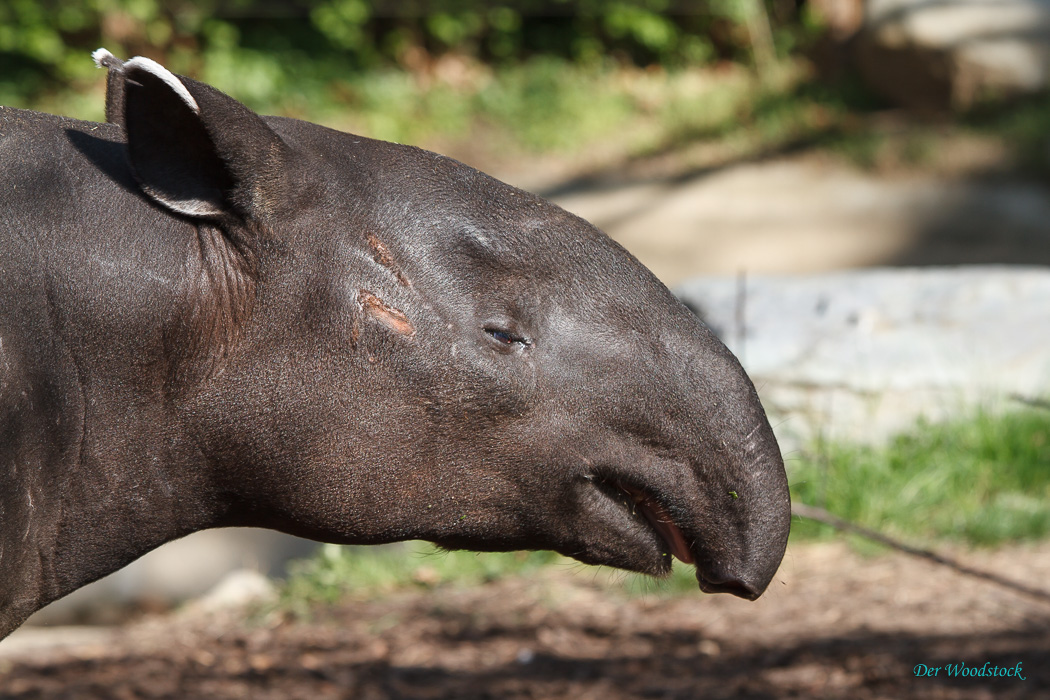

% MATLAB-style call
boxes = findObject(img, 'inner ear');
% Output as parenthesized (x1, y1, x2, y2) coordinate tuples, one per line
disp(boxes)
(123, 60, 232, 218)
(359, 290, 415, 338)
(119, 54, 292, 223)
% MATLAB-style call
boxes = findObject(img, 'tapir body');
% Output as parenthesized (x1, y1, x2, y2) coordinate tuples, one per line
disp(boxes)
(0, 52, 789, 639)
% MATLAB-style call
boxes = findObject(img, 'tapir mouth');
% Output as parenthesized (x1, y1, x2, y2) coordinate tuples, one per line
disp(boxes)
(611, 482, 761, 601)
(618, 484, 695, 565)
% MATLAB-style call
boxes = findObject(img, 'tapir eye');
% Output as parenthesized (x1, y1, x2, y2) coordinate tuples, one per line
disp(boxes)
(484, 327, 531, 349)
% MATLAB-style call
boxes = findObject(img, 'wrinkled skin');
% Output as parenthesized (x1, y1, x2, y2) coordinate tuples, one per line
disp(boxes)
(0, 53, 789, 639)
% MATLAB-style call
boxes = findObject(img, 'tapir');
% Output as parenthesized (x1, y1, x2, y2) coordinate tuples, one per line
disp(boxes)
(0, 50, 790, 639)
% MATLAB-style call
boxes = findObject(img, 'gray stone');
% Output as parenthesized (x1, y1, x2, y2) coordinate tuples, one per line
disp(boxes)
(676, 267, 1050, 449)
(191, 569, 277, 613)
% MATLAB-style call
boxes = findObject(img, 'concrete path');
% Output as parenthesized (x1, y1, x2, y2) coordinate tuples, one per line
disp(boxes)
(540, 156, 1050, 285)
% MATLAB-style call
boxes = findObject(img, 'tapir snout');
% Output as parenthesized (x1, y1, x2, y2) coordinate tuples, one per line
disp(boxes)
(0, 50, 789, 639)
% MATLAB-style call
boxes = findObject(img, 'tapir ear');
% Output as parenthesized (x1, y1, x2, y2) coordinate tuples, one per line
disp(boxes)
(119, 55, 290, 221)
(92, 48, 126, 127)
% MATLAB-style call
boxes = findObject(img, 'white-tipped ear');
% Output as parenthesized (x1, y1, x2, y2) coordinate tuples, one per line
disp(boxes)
(124, 56, 199, 114)
(92, 48, 119, 69)
(93, 48, 127, 126)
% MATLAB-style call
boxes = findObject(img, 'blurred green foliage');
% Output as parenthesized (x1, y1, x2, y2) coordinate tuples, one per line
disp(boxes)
(8, 4, 1050, 177)
(0, 1, 821, 111)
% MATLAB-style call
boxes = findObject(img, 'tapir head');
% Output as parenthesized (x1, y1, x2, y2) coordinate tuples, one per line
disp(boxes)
(99, 52, 790, 599)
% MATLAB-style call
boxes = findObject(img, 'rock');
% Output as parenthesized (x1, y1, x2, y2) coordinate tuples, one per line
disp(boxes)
(856, 0, 1050, 110)
(193, 569, 277, 613)
(676, 267, 1050, 450)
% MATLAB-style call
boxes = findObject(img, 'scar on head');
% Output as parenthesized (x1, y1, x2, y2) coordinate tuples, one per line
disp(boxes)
(367, 232, 411, 288)
(358, 290, 415, 337)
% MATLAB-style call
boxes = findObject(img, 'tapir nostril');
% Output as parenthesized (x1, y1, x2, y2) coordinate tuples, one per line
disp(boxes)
(697, 573, 761, 601)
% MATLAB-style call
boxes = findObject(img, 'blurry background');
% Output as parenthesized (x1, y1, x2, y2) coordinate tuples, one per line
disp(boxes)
(2, 2, 1049, 697)
(6, 0, 1050, 277)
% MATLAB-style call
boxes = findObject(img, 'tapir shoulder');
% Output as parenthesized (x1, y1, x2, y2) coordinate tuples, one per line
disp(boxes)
(0, 106, 123, 159)
(0, 107, 159, 252)
(0, 107, 133, 215)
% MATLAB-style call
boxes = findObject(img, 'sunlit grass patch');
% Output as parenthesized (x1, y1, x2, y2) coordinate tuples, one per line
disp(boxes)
(790, 408, 1050, 546)
(278, 542, 563, 615)
(277, 540, 704, 615)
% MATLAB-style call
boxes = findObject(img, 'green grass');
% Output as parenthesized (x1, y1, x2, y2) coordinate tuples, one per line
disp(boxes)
(290, 57, 808, 159)
(790, 408, 1050, 546)
(277, 408, 1050, 611)
(278, 542, 563, 615)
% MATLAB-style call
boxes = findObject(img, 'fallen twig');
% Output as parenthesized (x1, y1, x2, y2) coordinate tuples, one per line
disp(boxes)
(1010, 393, 1050, 412)
(792, 502, 1050, 606)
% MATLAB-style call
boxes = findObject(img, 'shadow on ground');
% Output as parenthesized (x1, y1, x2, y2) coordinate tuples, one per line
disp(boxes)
(2, 606, 1046, 700)
(534, 139, 1050, 283)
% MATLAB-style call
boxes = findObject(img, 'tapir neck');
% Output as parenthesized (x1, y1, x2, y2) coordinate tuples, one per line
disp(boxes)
(0, 425, 224, 638)
(65, 432, 224, 579)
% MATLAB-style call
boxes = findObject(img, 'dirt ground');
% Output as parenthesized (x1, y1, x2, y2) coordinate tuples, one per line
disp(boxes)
(2, 540, 1048, 699)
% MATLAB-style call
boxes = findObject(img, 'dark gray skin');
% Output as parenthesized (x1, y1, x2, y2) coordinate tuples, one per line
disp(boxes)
(0, 52, 790, 639)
